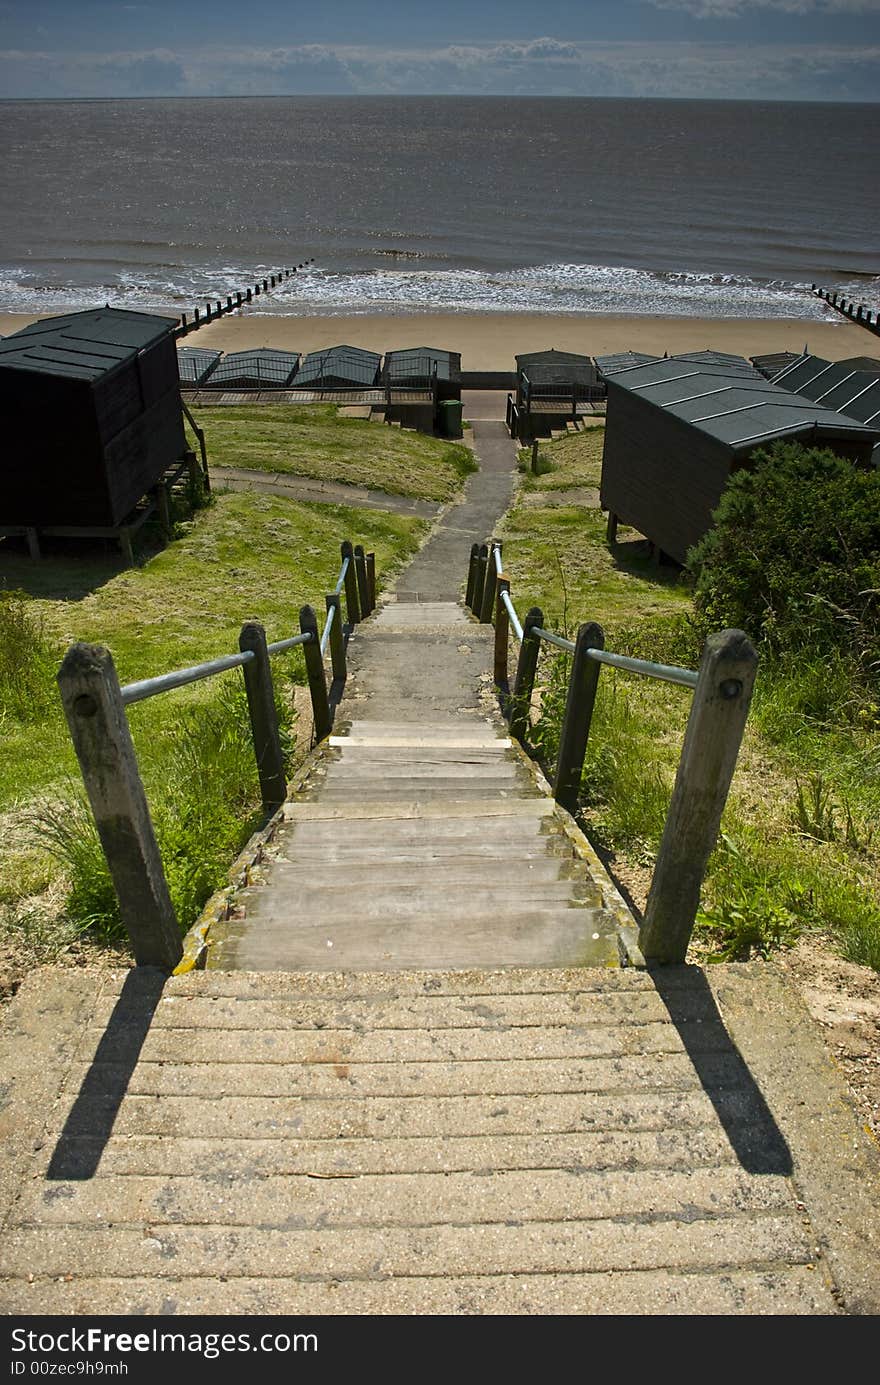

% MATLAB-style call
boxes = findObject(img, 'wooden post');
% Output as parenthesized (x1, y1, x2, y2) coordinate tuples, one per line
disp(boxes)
(494, 576, 511, 689)
(639, 629, 758, 965)
(354, 544, 371, 616)
(236, 292, 242, 307)
(465, 542, 479, 611)
(325, 591, 346, 685)
(531, 439, 539, 474)
(119, 527, 134, 567)
(553, 622, 604, 816)
(227, 295, 233, 311)
(472, 543, 488, 617)
(155, 482, 172, 537)
(205, 303, 212, 322)
(26, 527, 41, 561)
(508, 606, 544, 743)
(341, 539, 361, 624)
(300, 605, 332, 742)
(606, 511, 618, 544)
(238, 621, 286, 813)
(57, 643, 182, 970)
(366, 552, 376, 611)
(479, 542, 498, 623)
(246, 288, 252, 303)
(194, 307, 201, 323)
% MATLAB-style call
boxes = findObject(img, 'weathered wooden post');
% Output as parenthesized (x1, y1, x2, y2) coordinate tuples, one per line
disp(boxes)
(531, 439, 539, 474)
(300, 605, 332, 742)
(508, 607, 544, 743)
(57, 643, 182, 970)
(155, 481, 172, 537)
(194, 307, 201, 324)
(366, 552, 377, 611)
(354, 544, 371, 616)
(639, 628, 758, 965)
(472, 543, 488, 617)
(246, 288, 252, 303)
(553, 622, 604, 815)
(239, 621, 286, 812)
(479, 542, 500, 624)
(341, 539, 361, 624)
(325, 591, 346, 685)
(465, 542, 479, 611)
(494, 576, 511, 688)
(180, 312, 188, 331)
(236, 292, 242, 307)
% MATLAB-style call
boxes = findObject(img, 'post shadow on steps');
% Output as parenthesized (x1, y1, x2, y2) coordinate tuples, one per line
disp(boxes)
(46, 967, 166, 1181)
(649, 965, 792, 1176)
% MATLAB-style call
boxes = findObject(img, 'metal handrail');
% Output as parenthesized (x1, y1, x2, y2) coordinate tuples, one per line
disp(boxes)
(320, 601, 335, 656)
(530, 624, 697, 688)
(121, 650, 256, 706)
(121, 552, 351, 707)
(266, 631, 313, 656)
(501, 588, 523, 642)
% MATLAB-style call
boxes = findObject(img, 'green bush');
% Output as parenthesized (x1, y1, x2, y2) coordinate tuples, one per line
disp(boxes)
(687, 442, 880, 673)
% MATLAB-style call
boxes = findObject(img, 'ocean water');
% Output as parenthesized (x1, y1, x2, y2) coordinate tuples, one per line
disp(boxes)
(1, 96, 877, 321)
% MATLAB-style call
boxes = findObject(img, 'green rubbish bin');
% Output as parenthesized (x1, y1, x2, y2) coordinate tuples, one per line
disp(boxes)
(438, 399, 463, 439)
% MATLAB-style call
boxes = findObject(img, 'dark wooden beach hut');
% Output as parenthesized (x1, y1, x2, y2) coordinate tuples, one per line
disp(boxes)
(600, 354, 880, 565)
(510, 348, 603, 439)
(383, 347, 462, 398)
(0, 307, 185, 527)
(176, 345, 221, 386)
(294, 346, 381, 390)
(206, 348, 300, 389)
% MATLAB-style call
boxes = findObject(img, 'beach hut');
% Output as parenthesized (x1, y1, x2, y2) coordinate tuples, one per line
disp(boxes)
(0, 307, 185, 527)
(383, 347, 461, 395)
(749, 350, 802, 381)
(600, 354, 880, 565)
(294, 346, 381, 390)
(511, 348, 602, 438)
(176, 345, 221, 387)
(206, 348, 300, 389)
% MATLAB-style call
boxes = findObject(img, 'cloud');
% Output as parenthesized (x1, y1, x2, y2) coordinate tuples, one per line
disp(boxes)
(647, 0, 880, 17)
(1, 35, 879, 100)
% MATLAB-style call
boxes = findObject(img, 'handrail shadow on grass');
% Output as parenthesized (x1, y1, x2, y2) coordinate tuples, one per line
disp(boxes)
(47, 967, 166, 1181)
(650, 964, 792, 1176)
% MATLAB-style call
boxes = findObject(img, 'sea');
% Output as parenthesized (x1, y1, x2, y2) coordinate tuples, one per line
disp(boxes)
(1, 96, 878, 323)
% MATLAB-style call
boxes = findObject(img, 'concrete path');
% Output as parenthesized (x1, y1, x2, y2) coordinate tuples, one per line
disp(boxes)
(211, 465, 442, 518)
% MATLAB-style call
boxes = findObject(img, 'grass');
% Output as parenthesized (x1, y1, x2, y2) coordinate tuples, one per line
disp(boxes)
(188, 404, 476, 502)
(0, 485, 426, 957)
(503, 425, 880, 972)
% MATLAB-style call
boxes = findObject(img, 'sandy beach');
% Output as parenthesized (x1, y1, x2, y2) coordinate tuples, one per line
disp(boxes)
(1, 310, 875, 371)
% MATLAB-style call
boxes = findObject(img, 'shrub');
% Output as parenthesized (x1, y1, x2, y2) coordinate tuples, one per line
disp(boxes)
(687, 442, 880, 673)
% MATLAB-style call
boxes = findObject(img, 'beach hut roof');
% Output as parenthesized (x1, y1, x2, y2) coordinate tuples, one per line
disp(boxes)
(750, 350, 803, 380)
(208, 348, 300, 386)
(176, 346, 221, 385)
(607, 355, 880, 451)
(593, 351, 662, 378)
(515, 349, 590, 369)
(770, 352, 880, 426)
(0, 307, 179, 382)
(295, 346, 381, 387)
(384, 347, 461, 381)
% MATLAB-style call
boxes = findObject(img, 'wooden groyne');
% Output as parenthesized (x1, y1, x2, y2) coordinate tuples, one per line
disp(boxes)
(174, 260, 316, 339)
(811, 284, 880, 339)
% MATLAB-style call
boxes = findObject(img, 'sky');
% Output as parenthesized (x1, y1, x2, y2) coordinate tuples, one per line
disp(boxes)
(0, 0, 878, 101)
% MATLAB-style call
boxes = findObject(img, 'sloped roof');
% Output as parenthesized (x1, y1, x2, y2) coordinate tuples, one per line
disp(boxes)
(770, 353, 880, 426)
(0, 308, 179, 382)
(593, 352, 662, 377)
(176, 346, 221, 385)
(208, 349, 300, 386)
(384, 347, 461, 381)
(607, 354, 880, 451)
(295, 346, 381, 387)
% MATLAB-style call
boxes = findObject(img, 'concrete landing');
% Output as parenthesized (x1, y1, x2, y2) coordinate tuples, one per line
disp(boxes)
(1, 962, 878, 1314)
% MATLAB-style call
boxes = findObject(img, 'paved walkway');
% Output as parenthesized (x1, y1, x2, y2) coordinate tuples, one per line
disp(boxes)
(1, 424, 879, 1314)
